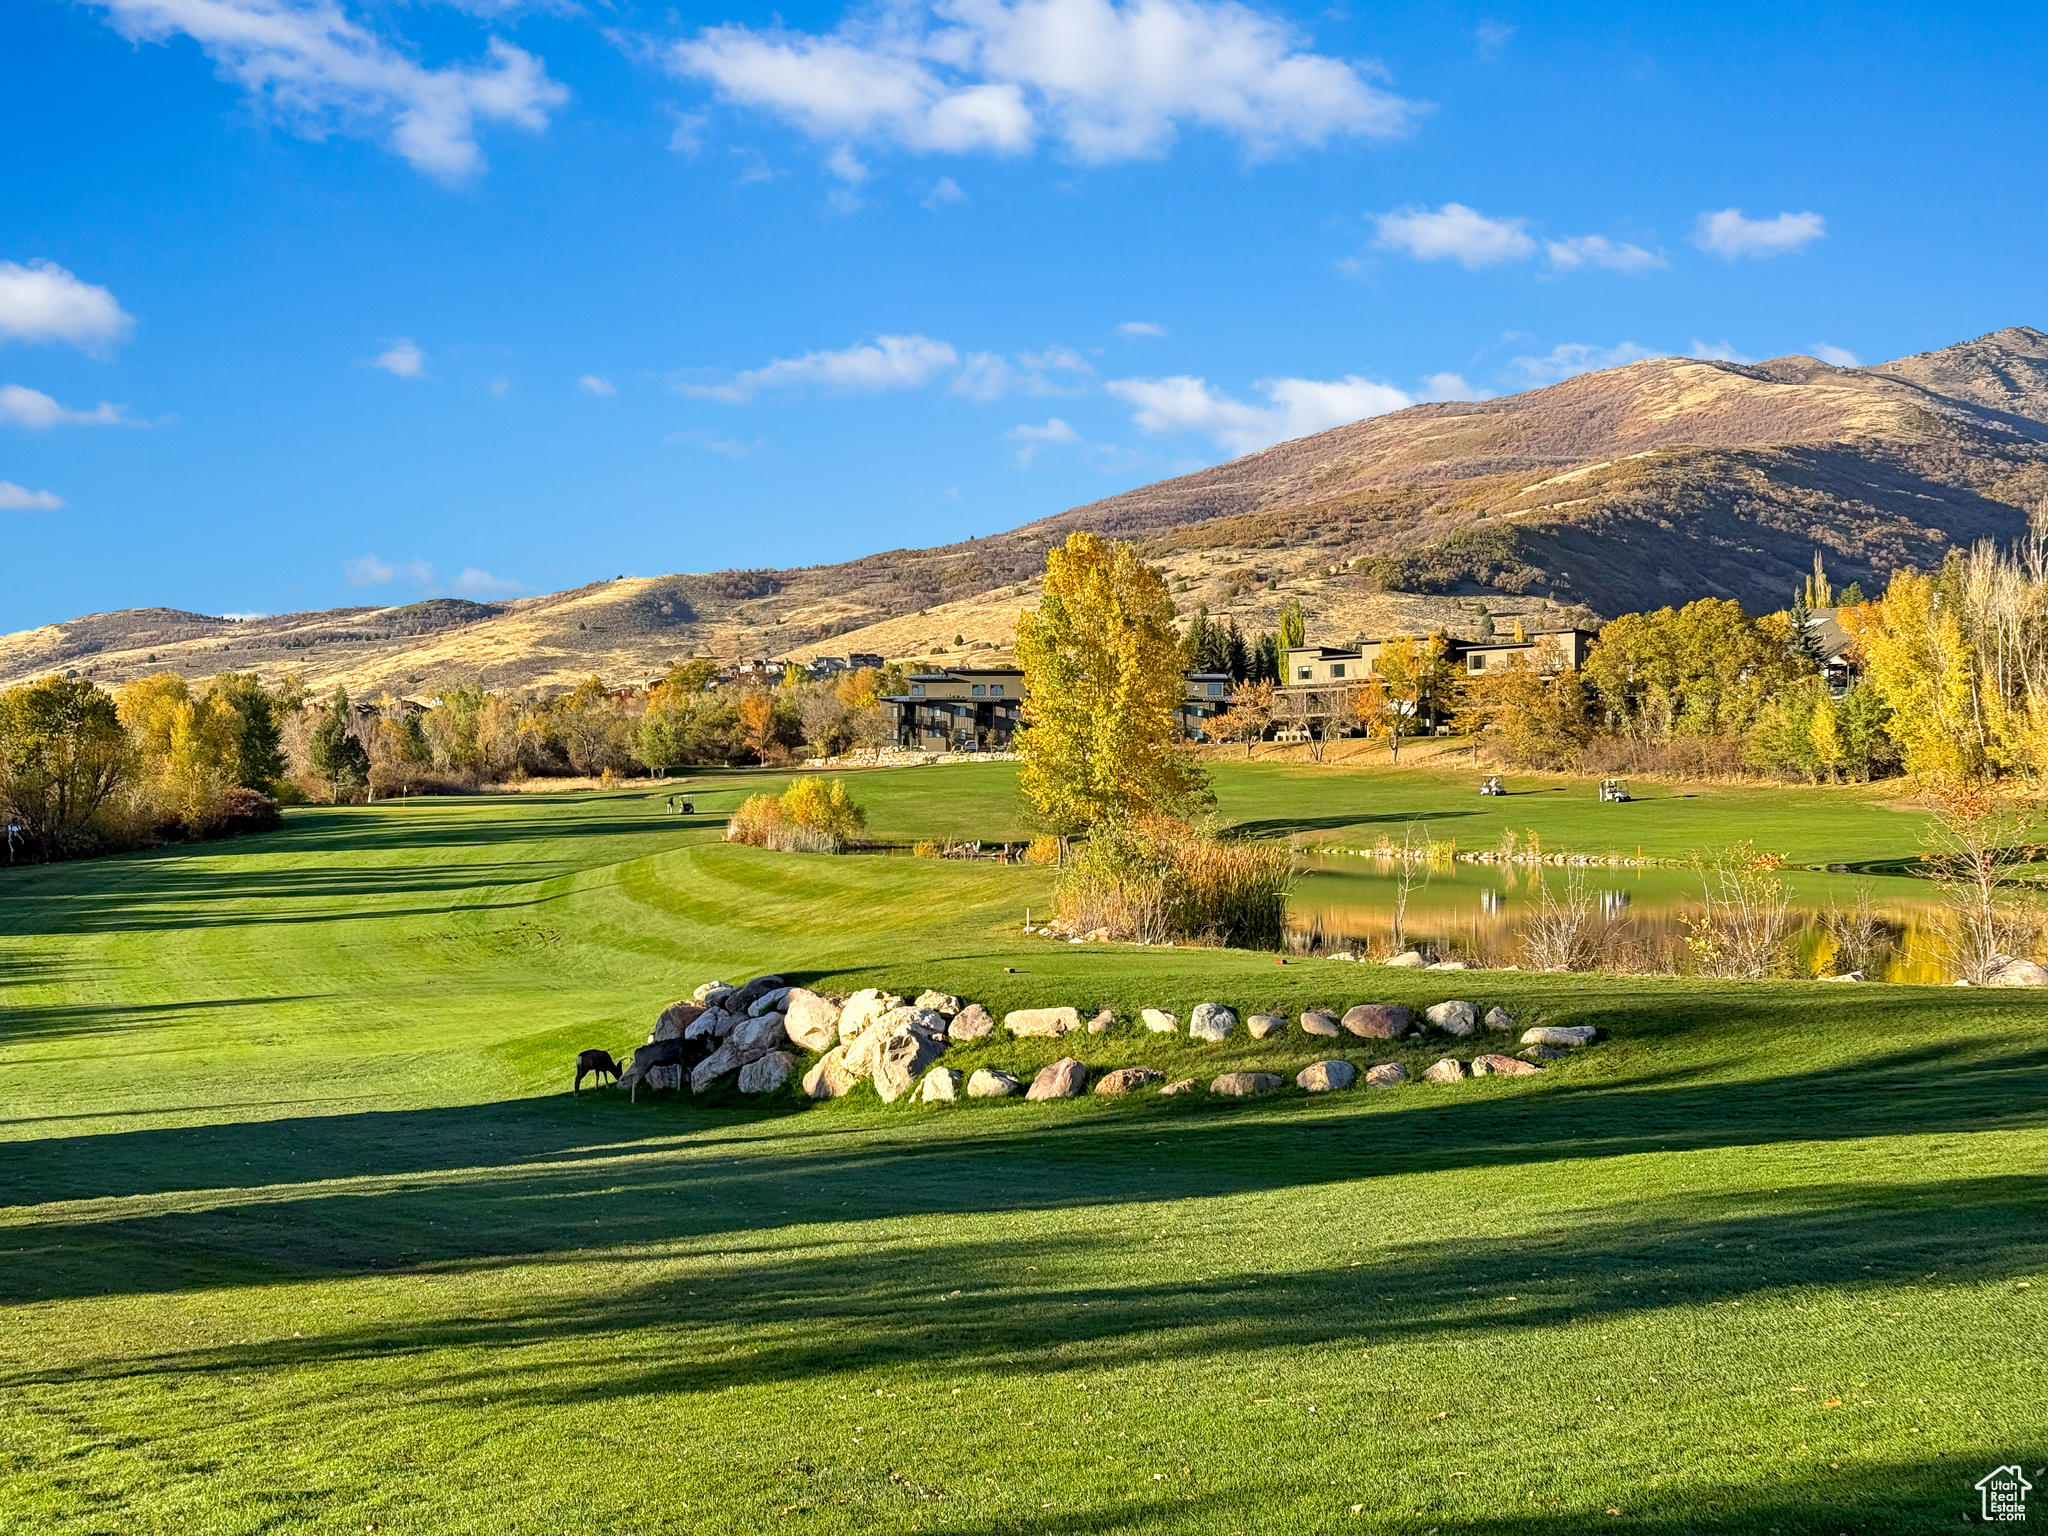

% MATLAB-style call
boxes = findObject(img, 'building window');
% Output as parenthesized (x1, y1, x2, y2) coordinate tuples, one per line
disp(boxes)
(1331, 664, 1346, 679)
(971, 684, 986, 697)
(989, 684, 1004, 696)
(1207, 682, 1222, 696)
(910, 683, 925, 697)
(1297, 667, 1312, 680)
(1471, 654, 1486, 670)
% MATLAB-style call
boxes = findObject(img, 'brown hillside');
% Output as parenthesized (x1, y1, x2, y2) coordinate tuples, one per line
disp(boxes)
(7, 326, 2046, 696)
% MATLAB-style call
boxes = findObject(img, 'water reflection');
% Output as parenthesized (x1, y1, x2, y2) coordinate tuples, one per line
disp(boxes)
(1285, 852, 1982, 983)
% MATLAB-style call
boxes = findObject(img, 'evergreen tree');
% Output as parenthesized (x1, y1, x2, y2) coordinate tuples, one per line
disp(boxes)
(309, 689, 370, 802)
(1224, 620, 1250, 682)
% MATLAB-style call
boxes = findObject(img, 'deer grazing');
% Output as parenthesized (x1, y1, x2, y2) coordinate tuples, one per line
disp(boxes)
(573, 1048, 623, 1094)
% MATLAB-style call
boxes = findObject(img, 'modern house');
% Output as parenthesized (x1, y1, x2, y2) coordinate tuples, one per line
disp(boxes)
(1802, 608, 1859, 696)
(1283, 629, 1595, 687)
(1277, 627, 1597, 737)
(885, 667, 1025, 752)
(881, 667, 1237, 752)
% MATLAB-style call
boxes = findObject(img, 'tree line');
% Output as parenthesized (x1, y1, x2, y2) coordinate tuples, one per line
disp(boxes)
(0, 659, 913, 861)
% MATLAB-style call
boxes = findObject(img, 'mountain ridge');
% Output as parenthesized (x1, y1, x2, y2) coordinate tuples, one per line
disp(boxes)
(8, 325, 2046, 696)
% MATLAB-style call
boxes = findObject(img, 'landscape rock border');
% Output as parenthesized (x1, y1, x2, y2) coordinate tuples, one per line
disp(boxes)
(598, 977, 1601, 1104)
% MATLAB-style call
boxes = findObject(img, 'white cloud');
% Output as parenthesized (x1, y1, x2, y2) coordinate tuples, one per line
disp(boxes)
(951, 351, 1016, 400)
(825, 143, 871, 182)
(0, 480, 64, 511)
(922, 175, 969, 207)
(344, 553, 521, 596)
(1374, 202, 1534, 268)
(684, 333, 960, 400)
(666, 0, 1414, 165)
(578, 374, 617, 396)
(219, 610, 270, 620)
(1505, 341, 1658, 386)
(488, 375, 511, 395)
(372, 338, 426, 378)
(1374, 204, 1665, 275)
(1117, 320, 1166, 338)
(0, 384, 138, 428)
(1813, 342, 1859, 367)
(1417, 371, 1487, 401)
(446, 567, 527, 597)
(1108, 371, 1410, 455)
(86, 0, 567, 179)
(1544, 234, 1665, 273)
(1474, 19, 1514, 58)
(1693, 207, 1826, 259)
(1689, 338, 1754, 364)
(0, 260, 134, 352)
(343, 553, 432, 586)
(1007, 414, 1079, 463)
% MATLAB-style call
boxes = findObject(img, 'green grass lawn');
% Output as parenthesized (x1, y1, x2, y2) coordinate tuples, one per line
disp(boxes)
(1, 763, 2042, 1534)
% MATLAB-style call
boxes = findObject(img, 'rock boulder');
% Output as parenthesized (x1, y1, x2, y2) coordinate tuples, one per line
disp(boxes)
(731, 975, 789, 1012)
(1188, 1003, 1238, 1042)
(1384, 951, 1427, 968)
(730, 1013, 788, 1055)
(1471, 1053, 1541, 1076)
(737, 1051, 794, 1093)
(1095, 1066, 1164, 1095)
(1342, 1004, 1412, 1039)
(1423, 1057, 1467, 1084)
(1246, 1014, 1286, 1039)
(914, 990, 963, 1015)
(1026, 1058, 1089, 1099)
(839, 988, 906, 1040)
(919, 1067, 962, 1102)
(690, 1040, 742, 1092)
(1363, 1062, 1410, 1088)
(654, 1001, 704, 1042)
(1985, 956, 2048, 987)
(1210, 1071, 1283, 1097)
(1006, 1006, 1081, 1038)
(1425, 1000, 1478, 1037)
(782, 989, 842, 1052)
(692, 980, 732, 1004)
(747, 986, 793, 1017)
(1086, 1008, 1116, 1034)
(803, 1045, 865, 1099)
(1483, 1006, 1517, 1033)
(1295, 1059, 1356, 1092)
(1521, 1025, 1598, 1048)
(1140, 1008, 1179, 1033)
(948, 1004, 997, 1042)
(1300, 1010, 1341, 1038)
(966, 1067, 1021, 1097)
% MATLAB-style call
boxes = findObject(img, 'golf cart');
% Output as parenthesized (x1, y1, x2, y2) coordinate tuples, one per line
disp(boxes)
(1598, 778, 1632, 803)
(1479, 774, 1505, 796)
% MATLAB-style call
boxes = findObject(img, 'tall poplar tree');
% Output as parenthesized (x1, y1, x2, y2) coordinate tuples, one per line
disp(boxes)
(1016, 532, 1209, 831)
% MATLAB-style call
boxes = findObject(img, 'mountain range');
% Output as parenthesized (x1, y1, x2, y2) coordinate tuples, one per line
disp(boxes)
(7, 325, 2046, 697)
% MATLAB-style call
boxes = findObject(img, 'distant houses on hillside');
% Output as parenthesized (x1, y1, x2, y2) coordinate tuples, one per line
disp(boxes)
(881, 666, 1234, 753)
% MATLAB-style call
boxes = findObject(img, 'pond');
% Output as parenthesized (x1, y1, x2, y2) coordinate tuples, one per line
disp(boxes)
(1284, 852, 1988, 983)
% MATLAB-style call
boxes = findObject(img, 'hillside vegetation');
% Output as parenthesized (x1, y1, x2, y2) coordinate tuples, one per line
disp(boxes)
(7, 327, 2047, 697)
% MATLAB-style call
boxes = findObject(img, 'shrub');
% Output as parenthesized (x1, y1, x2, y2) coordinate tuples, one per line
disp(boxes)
(204, 787, 282, 836)
(1681, 842, 1796, 978)
(1023, 834, 1063, 866)
(725, 778, 866, 854)
(1053, 816, 1292, 948)
(912, 839, 940, 859)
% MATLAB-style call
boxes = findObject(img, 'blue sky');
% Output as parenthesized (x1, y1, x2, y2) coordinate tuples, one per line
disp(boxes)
(2, 0, 2042, 630)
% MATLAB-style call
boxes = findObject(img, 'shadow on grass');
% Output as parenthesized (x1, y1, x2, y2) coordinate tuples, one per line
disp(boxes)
(5, 1167, 2035, 1535)
(6, 1027, 2044, 1302)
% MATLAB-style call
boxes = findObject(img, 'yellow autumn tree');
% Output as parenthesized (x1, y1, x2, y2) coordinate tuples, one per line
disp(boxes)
(1016, 531, 1208, 831)
(1808, 689, 1844, 781)
(1840, 571, 1982, 782)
